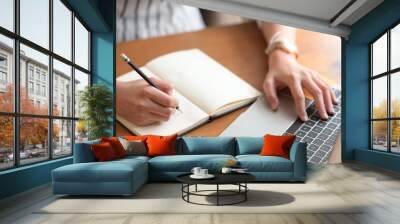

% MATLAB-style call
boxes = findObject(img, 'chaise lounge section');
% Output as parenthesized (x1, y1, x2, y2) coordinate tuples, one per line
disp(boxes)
(52, 136, 307, 196)
(52, 140, 149, 196)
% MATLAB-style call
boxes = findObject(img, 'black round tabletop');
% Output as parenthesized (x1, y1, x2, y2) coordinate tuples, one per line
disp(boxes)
(177, 172, 255, 185)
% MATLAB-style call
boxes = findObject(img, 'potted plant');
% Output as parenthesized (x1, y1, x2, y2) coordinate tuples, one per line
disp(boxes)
(79, 84, 113, 140)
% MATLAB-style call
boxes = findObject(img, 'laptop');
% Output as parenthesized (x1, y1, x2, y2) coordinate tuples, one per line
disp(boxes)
(220, 89, 341, 164)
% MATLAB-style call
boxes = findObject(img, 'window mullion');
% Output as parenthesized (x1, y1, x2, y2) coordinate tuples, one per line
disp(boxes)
(48, 0, 54, 160)
(13, 0, 20, 167)
(370, 45, 373, 149)
(88, 30, 90, 75)
(71, 11, 76, 155)
(388, 30, 391, 153)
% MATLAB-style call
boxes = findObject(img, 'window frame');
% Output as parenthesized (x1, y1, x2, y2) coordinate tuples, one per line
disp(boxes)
(370, 20, 400, 154)
(0, 0, 92, 171)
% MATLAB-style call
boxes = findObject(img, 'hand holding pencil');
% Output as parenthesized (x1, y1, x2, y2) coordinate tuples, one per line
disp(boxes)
(116, 53, 180, 126)
(121, 53, 181, 113)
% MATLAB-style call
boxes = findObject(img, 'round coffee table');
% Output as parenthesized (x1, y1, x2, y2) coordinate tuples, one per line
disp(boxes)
(177, 173, 255, 206)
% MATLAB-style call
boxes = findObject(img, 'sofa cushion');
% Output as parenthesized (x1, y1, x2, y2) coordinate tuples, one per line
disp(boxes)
(178, 137, 236, 155)
(236, 155, 293, 172)
(53, 158, 147, 183)
(235, 137, 263, 155)
(149, 154, 235, 172)
(115, 155, 150, 163)
(73, 140, 100, 163)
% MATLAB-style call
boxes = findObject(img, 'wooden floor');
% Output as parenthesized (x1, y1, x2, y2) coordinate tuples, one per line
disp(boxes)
(1, 162, 400, 224)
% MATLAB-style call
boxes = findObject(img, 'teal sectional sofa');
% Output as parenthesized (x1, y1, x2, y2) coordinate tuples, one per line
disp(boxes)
(52, 137, 307, 196)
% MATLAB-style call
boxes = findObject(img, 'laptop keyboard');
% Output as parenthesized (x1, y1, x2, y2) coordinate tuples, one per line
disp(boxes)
(284, 89, 341, 164)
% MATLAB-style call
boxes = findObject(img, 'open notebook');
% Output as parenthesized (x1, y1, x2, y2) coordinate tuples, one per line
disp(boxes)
(117, 49, 261, 135)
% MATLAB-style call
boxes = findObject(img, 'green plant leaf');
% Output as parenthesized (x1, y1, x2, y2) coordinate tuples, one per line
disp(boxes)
(79, 84, 113, 140)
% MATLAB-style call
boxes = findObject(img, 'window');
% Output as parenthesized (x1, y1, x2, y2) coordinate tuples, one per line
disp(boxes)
(0, 70, 7, 92)
(0, 53, 8, 89)
(0, 0, 14, 32)
(35, 70, 40, 81)
(53, 59, 72, 117)
(0, 116, 13, 170)
(371, 23, 400, 154)
(21, 45, 49, 116)
(0, 55, 7, 67)
(42, 85, 46, 97)
(0, 71, 7, 84)
(35, 83, 40, 95)
(0, 0, 91, 170)
(53, 119, 72, 158)
(0, 71, 6, 85)
(391, 22, 400, 69)
(19, 117, 49, 165)
(20, 0, 49, 49)
(28, 67, 34, 80)
(74, 18, 90, 70)
(74, 69, 89, 119)
(53, 0, 72, 60)
(0, 35, 13, 112)
(28, 81, 33, 94)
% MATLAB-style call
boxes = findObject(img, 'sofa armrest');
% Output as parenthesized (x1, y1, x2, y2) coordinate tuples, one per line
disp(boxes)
(73, 140, 100, 163)
(289, 142, 307, 181)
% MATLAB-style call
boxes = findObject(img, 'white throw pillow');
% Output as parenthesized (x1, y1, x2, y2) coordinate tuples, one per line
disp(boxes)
(119, 138, 147, 156)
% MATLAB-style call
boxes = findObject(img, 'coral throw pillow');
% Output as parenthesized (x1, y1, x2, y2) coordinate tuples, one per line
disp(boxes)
(101, 137, 126, 158)
(91, 142, 117, 162)
(146, 134, 178, 157)
(259, 134, 296, 159)
(124, 135, 149, 141)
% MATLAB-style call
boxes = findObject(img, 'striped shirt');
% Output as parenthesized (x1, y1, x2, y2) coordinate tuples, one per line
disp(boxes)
(117, 0, 206, 42)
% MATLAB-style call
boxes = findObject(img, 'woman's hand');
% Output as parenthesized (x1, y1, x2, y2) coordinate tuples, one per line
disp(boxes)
(263, 50, 337, 121)
(116, 77, 179, 126)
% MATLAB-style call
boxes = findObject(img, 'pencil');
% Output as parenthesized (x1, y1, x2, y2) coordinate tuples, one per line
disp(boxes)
(121, 53, 181, 113)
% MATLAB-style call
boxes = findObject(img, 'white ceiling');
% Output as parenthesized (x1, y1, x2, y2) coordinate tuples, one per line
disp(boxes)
(176, 0, 384, 37)
(226, 0, 352, 21)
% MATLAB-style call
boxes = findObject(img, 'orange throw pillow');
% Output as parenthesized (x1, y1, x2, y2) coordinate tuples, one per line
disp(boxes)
(146, 134, 177, 157)
(124, 135, 149, 141)
(91, 142, 117, 162)
(101, 137, 126, 158)
(259, 134, 296, 159)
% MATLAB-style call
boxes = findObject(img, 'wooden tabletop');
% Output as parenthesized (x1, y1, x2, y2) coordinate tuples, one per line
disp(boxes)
(116, 22, 341, 137)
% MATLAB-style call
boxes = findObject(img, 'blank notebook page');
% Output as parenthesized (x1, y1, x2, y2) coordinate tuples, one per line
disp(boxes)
(146, 49, 260, 115)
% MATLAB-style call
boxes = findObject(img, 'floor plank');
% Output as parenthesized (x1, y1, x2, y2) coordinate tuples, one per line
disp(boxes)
(1, 162, 400, 224)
